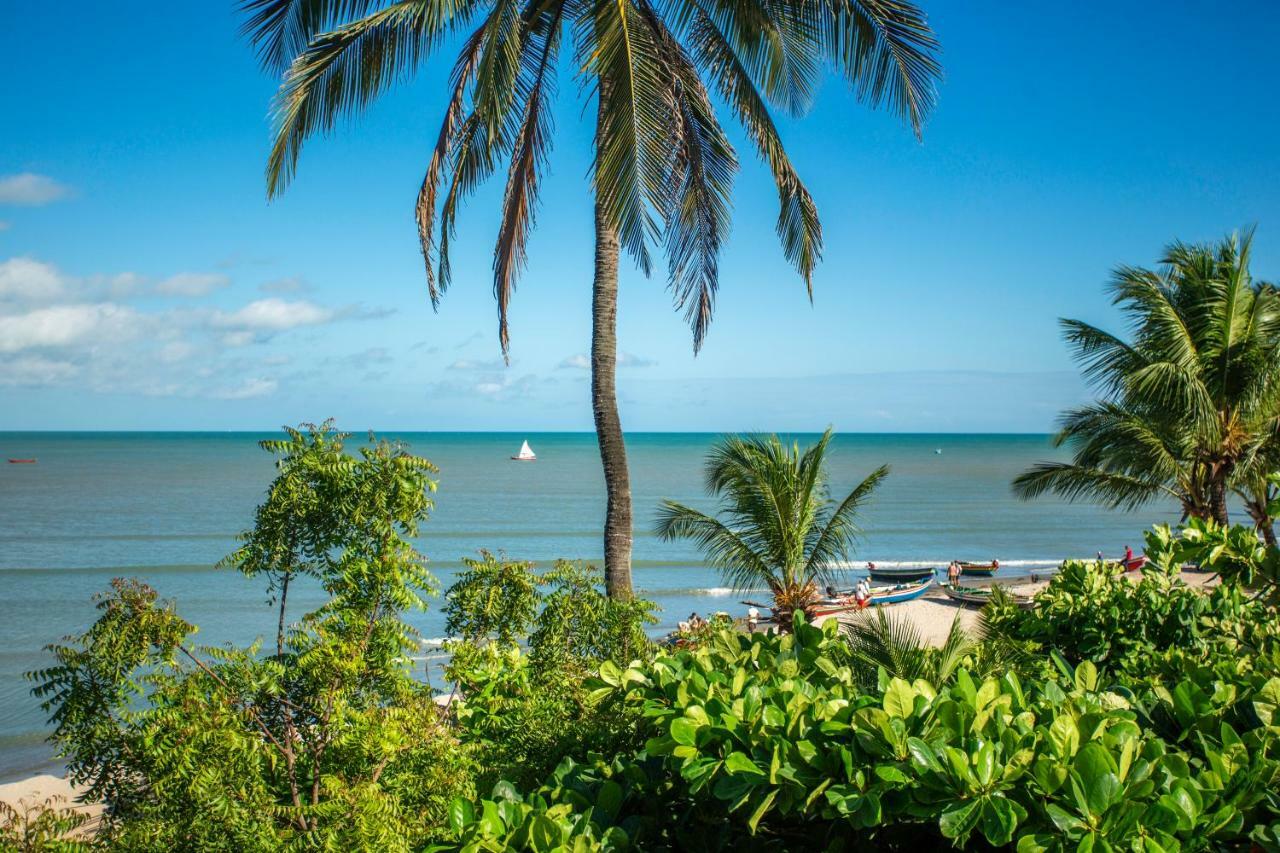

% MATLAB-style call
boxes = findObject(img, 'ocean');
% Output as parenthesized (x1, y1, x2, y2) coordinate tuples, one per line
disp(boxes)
(0, 431, 1180, 780)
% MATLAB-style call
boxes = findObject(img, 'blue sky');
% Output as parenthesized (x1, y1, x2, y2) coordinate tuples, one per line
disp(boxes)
(2, 2, 1278, 431)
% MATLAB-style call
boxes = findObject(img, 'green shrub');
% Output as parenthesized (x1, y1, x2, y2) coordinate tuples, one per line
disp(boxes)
(444, 559, 657, 791)
(440, 615, 1280, 850)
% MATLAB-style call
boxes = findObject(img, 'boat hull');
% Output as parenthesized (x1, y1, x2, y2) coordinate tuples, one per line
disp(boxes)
(868, 567, 936, 582)
(809, 579, 933, 618)
(943, 584, 1033, 609)
(957, 561, 998, 577)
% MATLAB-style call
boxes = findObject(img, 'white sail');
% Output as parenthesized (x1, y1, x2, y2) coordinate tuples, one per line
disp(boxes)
(514, 440, 536, 460)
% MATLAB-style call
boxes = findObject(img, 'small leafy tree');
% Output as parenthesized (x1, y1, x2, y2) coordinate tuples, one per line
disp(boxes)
(443, 559, 656, 790)
(656, 429, 887, 626)
(443, 551, 540, 647)
(28, 426, 474, 849)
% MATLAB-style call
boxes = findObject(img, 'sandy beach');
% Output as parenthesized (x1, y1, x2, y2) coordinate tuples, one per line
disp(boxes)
(0, 774, 100, 836)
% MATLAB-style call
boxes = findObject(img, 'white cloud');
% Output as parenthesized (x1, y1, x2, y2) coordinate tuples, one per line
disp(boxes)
(619, 352, 656, 368)
(212, 298, 334, 331)
(213, 377, 278, 399)
(0, 354, 79, 386)
(558, 352, 655, 369)
(0, 173, 72, 206)
(450, 357, 507, 371)
(258, 276, 308, 294)
(558, 354, 590, 370)
(156, 272, 229, 297)
(0, 303, 139, 353)
(0, 257, 65, 302)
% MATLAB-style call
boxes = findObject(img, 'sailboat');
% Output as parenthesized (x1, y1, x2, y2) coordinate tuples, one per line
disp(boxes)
(511, 440, 536, 462)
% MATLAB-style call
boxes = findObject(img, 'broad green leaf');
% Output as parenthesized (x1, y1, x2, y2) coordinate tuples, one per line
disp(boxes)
(724, 751, 765, 776)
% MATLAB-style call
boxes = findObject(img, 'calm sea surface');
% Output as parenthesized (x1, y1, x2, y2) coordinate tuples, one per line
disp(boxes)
(0, 431, 1181, 780)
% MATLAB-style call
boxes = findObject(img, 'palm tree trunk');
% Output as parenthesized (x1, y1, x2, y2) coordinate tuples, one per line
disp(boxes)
(591, 193, 633, 600)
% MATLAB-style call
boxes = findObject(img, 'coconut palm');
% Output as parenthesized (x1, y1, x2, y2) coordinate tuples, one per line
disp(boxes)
(1013, 229, 1280, 526)
(655, 430, 887, 626)
(242, 0, 941, 599)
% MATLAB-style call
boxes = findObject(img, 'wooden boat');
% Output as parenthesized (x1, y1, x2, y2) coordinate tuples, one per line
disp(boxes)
(943, 583, 1034, 610)
(7, 458, 36, 464)
(957, 560, 999, 577)
(1122, 555, 1148, 572)
(809, 579, 933, 618)
(867, 566, 936, 583)
(510, 440, 536, 461)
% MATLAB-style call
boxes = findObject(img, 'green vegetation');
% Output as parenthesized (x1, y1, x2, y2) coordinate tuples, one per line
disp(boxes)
(16, 425, 1280, 850)
(656, 430, 887, 625)
(440, 521, 1280, 851)
(243, 0, 941, 599)
(1014, 229, 1280, 541)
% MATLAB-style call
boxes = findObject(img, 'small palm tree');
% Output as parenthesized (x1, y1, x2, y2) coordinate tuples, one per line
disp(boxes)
(1014, 229, 1280, 525)
(242, 0, 941, 600)
(656, 430, 887, 626)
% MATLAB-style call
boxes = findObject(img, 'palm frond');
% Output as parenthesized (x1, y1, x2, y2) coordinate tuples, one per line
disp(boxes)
(688, 10, 822, 292)
(241, 0, 390, 73)
(819, 0, 941, 137)
(653, 499, 774, 591)
(491, 2, 566, 356)
(1011, 461, 1174, 511)
(805, 462, 888, 579)
(416, 23, 488, 306)
(265, 0, 470, 196)
(581, 0, 672, 275)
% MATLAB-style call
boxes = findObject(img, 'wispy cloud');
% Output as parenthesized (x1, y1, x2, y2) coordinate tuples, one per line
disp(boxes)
(212, 377, 278, 400)
(449, 357, 508, 371)
(558, 352, 655, 369)
(156, 272, 229, 297)
(211, 298, 335, 331)
(0, 173, 72, 206)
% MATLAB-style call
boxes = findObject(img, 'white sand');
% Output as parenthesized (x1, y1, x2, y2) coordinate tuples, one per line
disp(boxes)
(0, 774, 101, 836)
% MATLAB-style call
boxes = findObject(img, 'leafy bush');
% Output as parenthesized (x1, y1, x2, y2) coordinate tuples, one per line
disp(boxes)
(441, 616, 1280, 850)
(0, 795, 91, 852)
(444, 557, 657, 791)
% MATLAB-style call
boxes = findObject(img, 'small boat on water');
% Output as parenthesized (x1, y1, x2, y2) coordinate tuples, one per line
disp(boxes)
(867, 565, 936, 583)
(957, 560, 999, 577)
(7, 458, 36, 464)
(942, 583, 1034, 610)
(809, 578, 933, 619)
(510, 440, 536, 462)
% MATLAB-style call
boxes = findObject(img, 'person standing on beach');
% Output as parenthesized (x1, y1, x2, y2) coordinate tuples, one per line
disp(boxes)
(947, 561, 960, 586)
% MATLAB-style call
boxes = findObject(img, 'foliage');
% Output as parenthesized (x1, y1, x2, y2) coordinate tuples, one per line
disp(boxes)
(1013, 229, 1280, 526)
(443, 551, 540, 646)
(218, 420, 351, 656)
(0, 795, 90, 852)
(984, 522, 1280, 678)
(656, 430, 887, 626)
(27, 426, 475, 850)
(440, 615, 1280, 850)
(444, 559, 656, 791)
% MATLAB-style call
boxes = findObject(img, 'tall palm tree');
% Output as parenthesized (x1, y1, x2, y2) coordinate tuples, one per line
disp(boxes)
(655, 430, 887, 625)
(1014, 230, 1280, 527)
(242, 0, 940, 599)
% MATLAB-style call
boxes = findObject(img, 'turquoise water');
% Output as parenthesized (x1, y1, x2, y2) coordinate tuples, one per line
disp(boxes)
(0, 432, 1179, 780)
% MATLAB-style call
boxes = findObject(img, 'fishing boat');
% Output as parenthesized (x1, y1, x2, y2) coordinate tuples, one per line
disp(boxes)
(957, 560, 999, 577)
(1122, 555, 1148, 572)
(809, 578, 933, 619)
(867, 565, 936, 583)
(510, 440, 536, 462)
(942, 583, 1034, 610)
(7, 458, 36, 464)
